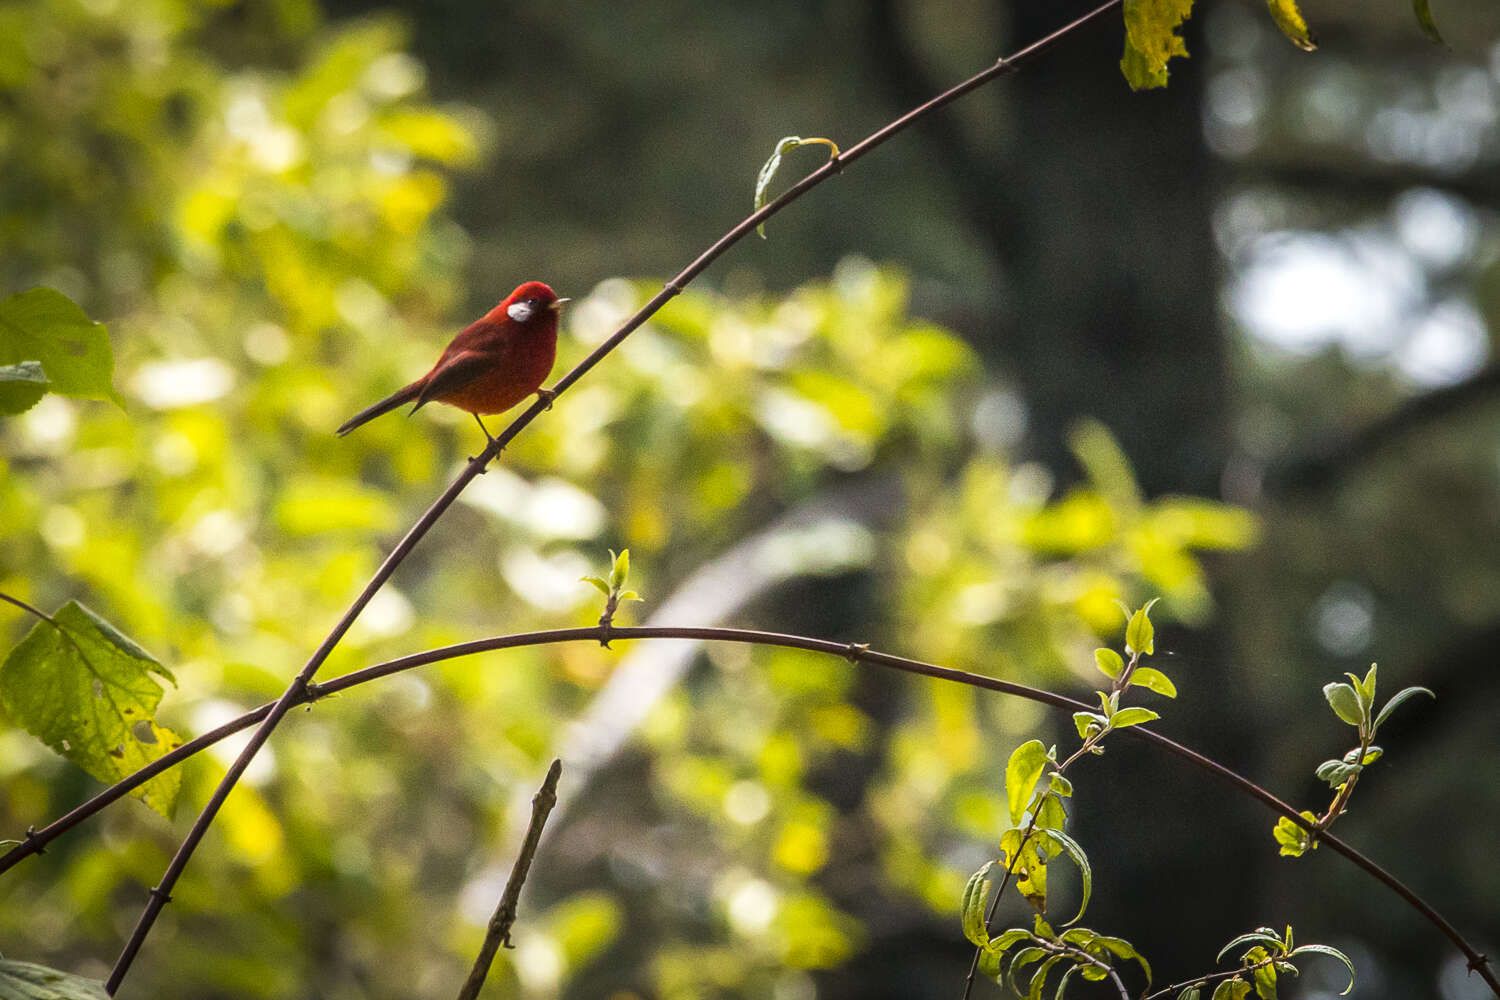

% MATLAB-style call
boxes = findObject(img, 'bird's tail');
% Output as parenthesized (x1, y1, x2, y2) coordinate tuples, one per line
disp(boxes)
(336, 380, 424, 437)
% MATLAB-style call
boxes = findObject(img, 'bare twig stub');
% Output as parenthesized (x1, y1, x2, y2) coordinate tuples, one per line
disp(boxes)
(457, 760, 563, 1000)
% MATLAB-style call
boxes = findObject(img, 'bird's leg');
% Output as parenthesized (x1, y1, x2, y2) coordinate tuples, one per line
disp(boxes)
(535, 386, 556, 410)
(469, 414, 499, 468)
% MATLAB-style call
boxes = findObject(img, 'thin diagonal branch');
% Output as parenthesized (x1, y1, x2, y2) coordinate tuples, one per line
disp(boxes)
(11, 624, 1491, 992)
(102, 4, 1125, 992)
(456, 759, 562, 1000)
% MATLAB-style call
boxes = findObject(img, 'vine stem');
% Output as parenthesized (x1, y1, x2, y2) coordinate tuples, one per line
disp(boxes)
(3, 625, 1487, 993)
(100, 3, 1126, 992)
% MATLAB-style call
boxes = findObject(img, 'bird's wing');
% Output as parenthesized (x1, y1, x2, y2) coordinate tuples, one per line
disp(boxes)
(413, 350, 496, 408)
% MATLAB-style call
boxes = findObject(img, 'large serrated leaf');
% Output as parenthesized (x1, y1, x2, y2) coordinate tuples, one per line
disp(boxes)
(0, 288, 123, 408)
(0, 960, 110, 1000)
(0, 601, 182, 816)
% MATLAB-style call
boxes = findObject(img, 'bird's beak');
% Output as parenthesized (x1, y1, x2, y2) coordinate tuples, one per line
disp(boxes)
(548, 298, 571, 311)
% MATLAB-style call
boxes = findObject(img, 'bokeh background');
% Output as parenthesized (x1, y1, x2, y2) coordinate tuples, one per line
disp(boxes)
(2, 0, 1498, 997)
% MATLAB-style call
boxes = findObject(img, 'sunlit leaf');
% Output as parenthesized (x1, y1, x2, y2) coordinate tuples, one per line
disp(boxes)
(0, 288, 123, 408)
(1265, 0, 1317, 51)
(1321, 682, 1364, 728)
(1217, 930, 1284, 962)
(1108, 707, 1159, 729)
(1120, 0, 1195, 91)
(0, 602, 181, 816)
(753, 136, 840, 238)
(1094, 647, 1123, 680)
(1037, 828, 1092, 925)
(1211, 979, 1252, 1000)
(1129, 666, 1176, 698)
(1006, 740, 1049, 826)
(1125, 598, 1158, 656)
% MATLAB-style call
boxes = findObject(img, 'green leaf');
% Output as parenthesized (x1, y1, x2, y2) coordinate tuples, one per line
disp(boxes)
(1211, 980, 1252, 1000)
(1360, 663, 1378, 705)
(1121, 0, 1195, 91)
(1250, 951, 1278, 999)
(1073, 712, 1104, 741)
(610, 548, 630, 589)
(1125, 599, 1158, 656)
(1217, 930, 1284, 963)
(1288, 944, 1355, 995)
(1053, 964, 1082, 1000)
(1049, 774, 1073, 797)
(618, 590, 642, 602)
(0, 601, 181, 816)
(1027, 955, 1066, 1000)
(0, 960, 109, 1000)
(580, 575, 611, 596)
(1322, 682, 1365, 728)
(1264, 0, 1317, 51)
(1108, 707, 1159, 729)
(1412, 0, 1444, 44)
(1007, 948, 1048, 996)
(1343, 672, 1371, 717)
(1314, 759, 1359, 788)
(753, 136, 839, 238)
(1093, 647, 1123, 680)
(0, 288, 123, 407)
(1006, 740, 1049, 825)
(1129, 667, 1177, 698)
(1037, 828, 1092, 925)
(1094, 934, 1152, 985)
(962, 862, 995, 947)
(1178, 986, 1205, 1000)
(0, 361, 49, 415)
(1372, 686, 1435, 733)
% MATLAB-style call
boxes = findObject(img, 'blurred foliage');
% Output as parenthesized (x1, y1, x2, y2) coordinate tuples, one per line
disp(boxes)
(0, 0, 1279, 998)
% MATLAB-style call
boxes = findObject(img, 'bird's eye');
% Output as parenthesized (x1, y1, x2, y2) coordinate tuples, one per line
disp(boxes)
(506, 299, 537, 323)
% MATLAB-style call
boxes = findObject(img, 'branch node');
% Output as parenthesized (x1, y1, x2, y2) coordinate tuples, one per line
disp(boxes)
(598, 612, 614, 649)
(827, 151, 845, 175)
(147, 884, 174, 905)
(844, 641, 869, 663)
(1470, 954, 1490, 974)
(23, 825, 45, 855)
(662, 280, 685, 298)
(303, 680, 324, 703)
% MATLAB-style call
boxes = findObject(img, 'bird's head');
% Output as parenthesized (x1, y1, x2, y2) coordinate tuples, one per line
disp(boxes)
(500, 281, 569, 325)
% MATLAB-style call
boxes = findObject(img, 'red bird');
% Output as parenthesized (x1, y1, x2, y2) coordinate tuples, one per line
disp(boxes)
(337, 281, 567, 440)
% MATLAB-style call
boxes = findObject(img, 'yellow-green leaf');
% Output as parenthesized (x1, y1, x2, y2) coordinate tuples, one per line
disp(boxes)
(1265, 0, 1317, 51)
(1130, 666, 1177, 698)
(1006, 740, 1049, 825)
(0, 602, 181, 816)
(0, 288, 123, 408)
(1121, 0, 1195, 91)
(1412, 0, 1444, 45)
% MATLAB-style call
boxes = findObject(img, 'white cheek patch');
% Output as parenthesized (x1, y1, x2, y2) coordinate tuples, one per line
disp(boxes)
(507, 301, 535, 323)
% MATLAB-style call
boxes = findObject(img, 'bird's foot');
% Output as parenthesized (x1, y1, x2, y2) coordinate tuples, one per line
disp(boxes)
(536, 387, 556, 411)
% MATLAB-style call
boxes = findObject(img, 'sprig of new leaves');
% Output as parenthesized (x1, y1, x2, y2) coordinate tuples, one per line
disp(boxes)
(581, 549, 643, 645)
(961, 601, 1172, 999)
(1154, 925, 1354, 1000)
(1273, 663, 1434, 858)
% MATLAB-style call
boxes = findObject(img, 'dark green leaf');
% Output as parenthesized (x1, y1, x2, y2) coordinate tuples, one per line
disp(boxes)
(1372, 686, 1434, 733)
(1006, 740, 1049, 825)
(1094, 934, 1152, 985)
(1027, 955, 1066, 1000)
(0, 361, 49, 415)
(1094, 647, 1123, 680)
(0, 288, 123, 407)
(1007, 948, 1048, 996)
(0, 960, 109, 1000)
(1178, 986, 1205, 1000)
(1322, 682, 1364, 728)
(0, 601, 181, 816)
(1314, 760, 1360, 788)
